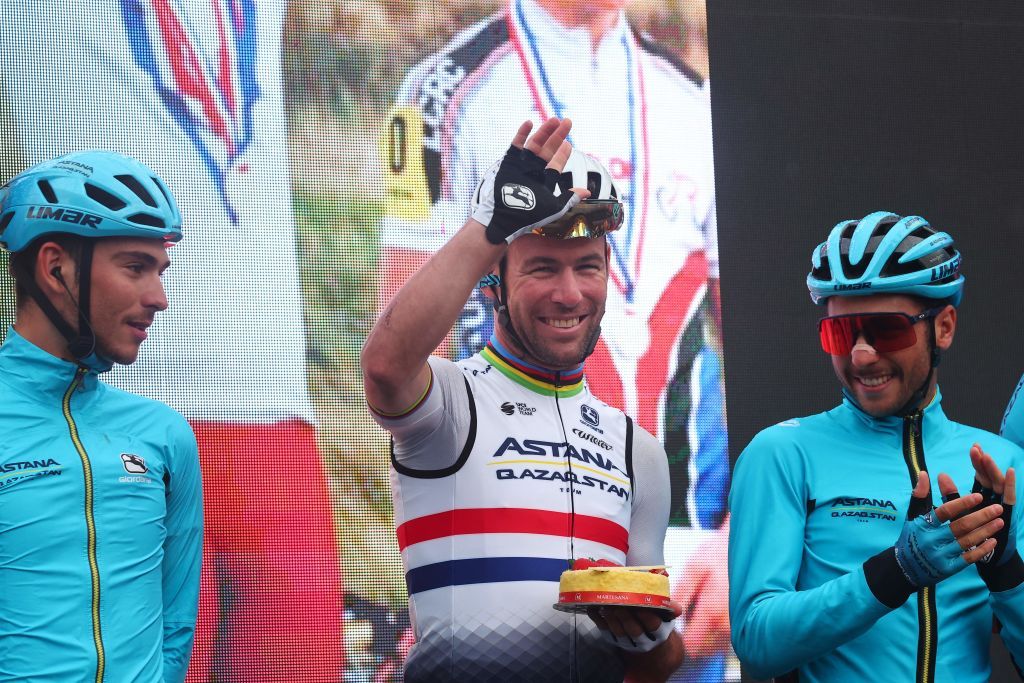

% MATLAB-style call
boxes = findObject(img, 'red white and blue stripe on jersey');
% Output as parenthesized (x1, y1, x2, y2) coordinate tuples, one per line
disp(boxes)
(398, 507, 628, 594)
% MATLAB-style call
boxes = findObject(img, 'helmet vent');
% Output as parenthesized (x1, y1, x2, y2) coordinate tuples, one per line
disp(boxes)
(0, 211, 14, 234)
(115, 174, 158, 208)
(587, 171, 603, 196)
(84, 183, 128, 211)
(151, 177, 173, 207)
(126, 212, 166, 229)
(37, 179, 58, 204)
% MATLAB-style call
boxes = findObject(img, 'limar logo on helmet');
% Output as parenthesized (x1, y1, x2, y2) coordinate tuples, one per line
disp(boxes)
(26, 206, 102, 228)
(931, 255, 961, 282)
(501, 184, 536, 210)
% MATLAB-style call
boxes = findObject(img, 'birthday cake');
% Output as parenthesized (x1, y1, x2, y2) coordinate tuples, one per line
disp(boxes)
(554, 559, 671, 613)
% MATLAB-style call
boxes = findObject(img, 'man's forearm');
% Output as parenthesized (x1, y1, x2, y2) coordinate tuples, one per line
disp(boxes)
(362, 219, 504, 410)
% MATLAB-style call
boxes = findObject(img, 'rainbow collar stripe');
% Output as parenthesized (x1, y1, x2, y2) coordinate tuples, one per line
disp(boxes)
(480, 340, 585, 397)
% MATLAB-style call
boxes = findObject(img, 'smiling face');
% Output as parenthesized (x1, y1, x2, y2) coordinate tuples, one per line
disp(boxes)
(497, 234, 608, 370)
(826, 294, 955, 417)
(87, 237, 170, 364)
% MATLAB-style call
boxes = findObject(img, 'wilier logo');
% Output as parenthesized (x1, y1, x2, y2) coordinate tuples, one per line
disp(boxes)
(121, 453, 148, 474)
(501, 183, 536, 210)
(572, 428, 612, 451)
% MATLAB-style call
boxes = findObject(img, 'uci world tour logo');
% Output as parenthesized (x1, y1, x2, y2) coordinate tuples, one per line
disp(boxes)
(120, 0, 260, 224)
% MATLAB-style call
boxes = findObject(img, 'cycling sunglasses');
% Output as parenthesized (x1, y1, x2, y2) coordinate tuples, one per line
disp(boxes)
(818, 307, 944, 355)
(531, 200, 624, 240)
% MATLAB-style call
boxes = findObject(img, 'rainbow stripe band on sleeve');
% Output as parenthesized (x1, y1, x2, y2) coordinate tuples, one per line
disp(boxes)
(367, 367, 434, 419)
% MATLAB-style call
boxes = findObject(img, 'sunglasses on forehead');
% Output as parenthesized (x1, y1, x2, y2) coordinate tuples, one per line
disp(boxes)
(530, 200, 624, 240)
(818, 307, 945, 356)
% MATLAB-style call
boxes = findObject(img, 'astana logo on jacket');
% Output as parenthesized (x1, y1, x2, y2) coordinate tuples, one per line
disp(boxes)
(120, 0, 260, 224)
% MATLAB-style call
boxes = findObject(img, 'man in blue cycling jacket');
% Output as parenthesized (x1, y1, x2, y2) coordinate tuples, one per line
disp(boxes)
(729, 211, 1024, 682)
(0, 151, 202, 682)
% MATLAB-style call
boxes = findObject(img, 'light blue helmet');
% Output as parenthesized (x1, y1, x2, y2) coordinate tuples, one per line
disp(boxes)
(0, 150, 182, 253)
(806, 211, 964, 306)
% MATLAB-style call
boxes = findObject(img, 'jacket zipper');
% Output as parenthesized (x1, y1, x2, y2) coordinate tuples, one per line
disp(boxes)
(903, 412, 936, 683)
(62, 367, 105, 683)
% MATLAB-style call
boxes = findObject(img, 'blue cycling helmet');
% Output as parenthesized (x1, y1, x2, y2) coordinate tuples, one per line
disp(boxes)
(806, 211, 964, 306)
(0, 149, 182, 252)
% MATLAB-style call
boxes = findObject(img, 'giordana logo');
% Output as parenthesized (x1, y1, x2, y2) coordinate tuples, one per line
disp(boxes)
(501, 183, 536, 210)
(500, 401, 536, 416)
(120, 453, 148, 474)
(572, 428, 612, 451)
(830, 497, 897, 522)
(580, 405, 600, 428)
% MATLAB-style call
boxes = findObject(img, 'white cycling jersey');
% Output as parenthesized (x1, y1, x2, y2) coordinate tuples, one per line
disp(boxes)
(0, 0, 312, 423)
(381, 0, 724, 529)
(373, 340, 671, 682)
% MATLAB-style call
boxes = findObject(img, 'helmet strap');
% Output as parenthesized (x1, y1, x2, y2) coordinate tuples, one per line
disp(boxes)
(894, 320, 939, 417)
(21, 240, 99, 363)
(492, 256, 529, 355)
(67, 241, 97, 359)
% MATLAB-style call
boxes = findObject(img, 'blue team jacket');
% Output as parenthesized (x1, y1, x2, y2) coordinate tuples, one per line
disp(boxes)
(0, 329, 202, 682)
(729, 389, 1024, 682)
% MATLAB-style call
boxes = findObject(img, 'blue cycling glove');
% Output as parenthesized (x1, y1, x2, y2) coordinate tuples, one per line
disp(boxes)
(892, 509, 965, 587)
(864, 506, 965, 609)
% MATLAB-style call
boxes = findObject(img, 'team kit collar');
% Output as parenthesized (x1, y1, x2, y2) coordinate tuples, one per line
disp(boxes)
(0, 327, 101, 399)
(840, 385, 947, 432)
(509, 0, 651, 304)
(481, 336, 585, 397)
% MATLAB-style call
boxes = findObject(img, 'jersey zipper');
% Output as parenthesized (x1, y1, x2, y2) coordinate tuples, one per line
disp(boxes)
(903, 412, 937, 683)
(62, 367, 106, 683)
(552, 369, 582, 683)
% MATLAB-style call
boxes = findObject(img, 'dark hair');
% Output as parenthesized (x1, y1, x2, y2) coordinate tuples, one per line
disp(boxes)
(10, 234, 84, 308)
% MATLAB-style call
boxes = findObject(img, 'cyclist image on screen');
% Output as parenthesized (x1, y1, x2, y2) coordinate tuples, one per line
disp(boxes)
(0, 151, 202, 682)
(0, 1, 344, 679)
(379, 0, 730, 675)
(729, 211, 1024, 681)
(363, 118, 685, 682)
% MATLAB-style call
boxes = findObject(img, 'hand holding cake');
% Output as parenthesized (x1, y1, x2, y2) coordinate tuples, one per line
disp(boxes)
(555, 559, 682, 655)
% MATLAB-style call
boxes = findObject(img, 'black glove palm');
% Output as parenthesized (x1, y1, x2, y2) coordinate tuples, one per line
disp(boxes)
(471, 144, 580, 245)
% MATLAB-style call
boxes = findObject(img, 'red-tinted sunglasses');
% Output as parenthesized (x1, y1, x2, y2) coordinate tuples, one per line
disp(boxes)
(818, 307, 943, 355)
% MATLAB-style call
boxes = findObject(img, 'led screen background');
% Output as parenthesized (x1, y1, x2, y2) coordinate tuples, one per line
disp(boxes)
(0, 1, 729, 681)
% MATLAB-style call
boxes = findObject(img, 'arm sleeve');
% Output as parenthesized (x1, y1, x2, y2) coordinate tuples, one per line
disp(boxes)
(990, 441, 1024, 668)
(161, 418, 203, 683)
(626, 425, 670, 566)
(371, 356, 472, 472)
(992, 580, 1024, 668)
(728, 427, 893, 680)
